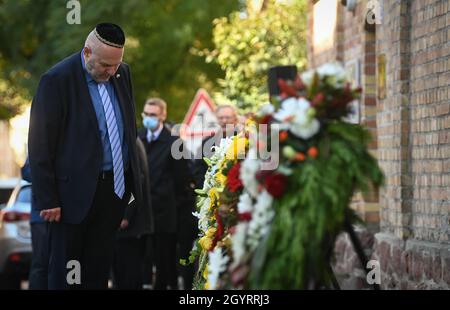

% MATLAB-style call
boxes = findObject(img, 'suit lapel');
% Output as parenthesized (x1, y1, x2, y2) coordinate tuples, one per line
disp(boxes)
(111, 70, 132, 146)
(138, 128, 151, 152)
(74, 51, 101, 143)
(150, 128, 171, 162)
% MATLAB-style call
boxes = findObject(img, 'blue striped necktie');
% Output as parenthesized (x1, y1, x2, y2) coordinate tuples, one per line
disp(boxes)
(98, 83, 125, 199)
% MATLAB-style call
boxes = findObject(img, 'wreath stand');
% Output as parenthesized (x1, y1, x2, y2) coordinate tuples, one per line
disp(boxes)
(323, 210, 380, 290)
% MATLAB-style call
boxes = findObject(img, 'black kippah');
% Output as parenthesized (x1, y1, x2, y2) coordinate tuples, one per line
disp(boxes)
(94, 23, 125, 48)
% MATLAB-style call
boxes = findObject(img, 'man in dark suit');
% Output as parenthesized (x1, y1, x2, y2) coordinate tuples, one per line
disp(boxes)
(191, 104, 240, 188)
(138, 98, 190, 290)
(28, 23, 142, 289)
(112, 137, 154, 290)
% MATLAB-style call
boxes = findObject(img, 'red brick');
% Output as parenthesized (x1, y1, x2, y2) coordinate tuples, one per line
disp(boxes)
(432, 255, 442, 283)
(364, 96, 377, 106)
(412, 251, 424, 282)
(443, 256, 450, 284)
(401, 250, 413, 278)
(392, 246, 403, 272)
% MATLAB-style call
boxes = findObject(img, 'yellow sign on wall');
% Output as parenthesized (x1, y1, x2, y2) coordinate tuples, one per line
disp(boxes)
(377, 54, 386, 100)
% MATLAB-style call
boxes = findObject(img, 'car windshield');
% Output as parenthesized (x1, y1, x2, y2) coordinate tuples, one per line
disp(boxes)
(16, 186, 31, 203)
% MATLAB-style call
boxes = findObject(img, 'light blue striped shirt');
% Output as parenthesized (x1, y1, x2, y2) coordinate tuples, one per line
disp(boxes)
(80, 50, 129, 171)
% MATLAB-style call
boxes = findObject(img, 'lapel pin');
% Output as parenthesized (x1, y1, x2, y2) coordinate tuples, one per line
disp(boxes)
(116, 73, 121, 78)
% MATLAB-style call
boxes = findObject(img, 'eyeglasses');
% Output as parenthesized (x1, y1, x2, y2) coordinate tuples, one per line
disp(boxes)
(142, 112, 158, 117)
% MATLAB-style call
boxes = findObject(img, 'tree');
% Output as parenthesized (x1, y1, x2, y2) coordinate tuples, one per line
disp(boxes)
(203, 0, 307, 113)
(0, 0, 240, 122)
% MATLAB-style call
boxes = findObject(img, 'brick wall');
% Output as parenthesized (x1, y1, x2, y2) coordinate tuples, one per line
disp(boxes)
(307, 0, 381, 228)
(373, 0, 449, 289)
(377, 0, 413, 239)
(408, 0, 449, 243)
(308, 0, 450, 289)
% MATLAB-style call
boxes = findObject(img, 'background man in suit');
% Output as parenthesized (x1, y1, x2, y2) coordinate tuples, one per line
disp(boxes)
(28, 23, 142, 289)
(191, 104, 240, 188)
(138, 98, 190, 290)
(112, 137, 154, 290)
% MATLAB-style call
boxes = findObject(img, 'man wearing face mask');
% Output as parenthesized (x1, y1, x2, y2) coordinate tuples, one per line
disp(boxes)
(138, 98, 190, 290)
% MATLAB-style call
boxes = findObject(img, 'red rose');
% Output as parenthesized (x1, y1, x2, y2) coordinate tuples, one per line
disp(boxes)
(259, 114, 273, 125)
(238, 212, 252, 222)
(294, 74, 305, 90)
(226, 162, 243, 193)
(312, 92, 325, 106)
(278, 79, 298, 97)
(264, 173, 287, 198)
(211, 211, 224, 251)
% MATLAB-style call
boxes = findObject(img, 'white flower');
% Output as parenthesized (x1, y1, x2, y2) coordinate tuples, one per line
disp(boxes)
(274, 97, 320, 139)
(301, 62, 346, 87)
(212, 137, 234, 160)
(246, 190, 274, 251)
(274, 97, 309, 122)
(240, 148, 261, 198)
(237, 192, 253, 214)
(316, 62, 346, 80)
(290, 118, 320, 140)
(300, 70, 314, 85)
(256, 103, 275, 117)
(316, 62, 347, 88)
(207, 247, 229, 290)
(231, 222, 248, 268)
(194, 196, 211, 234)
(200, 136, 235, 196)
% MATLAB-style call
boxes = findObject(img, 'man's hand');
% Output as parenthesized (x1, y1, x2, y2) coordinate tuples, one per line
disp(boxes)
(119, 219, 129, 230)
(40, 208, 61, 222)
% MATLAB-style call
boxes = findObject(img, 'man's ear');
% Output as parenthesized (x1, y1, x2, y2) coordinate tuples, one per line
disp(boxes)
(84, 46, 92, 58)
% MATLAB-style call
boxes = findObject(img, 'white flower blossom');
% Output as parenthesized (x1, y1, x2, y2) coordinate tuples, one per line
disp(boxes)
(196, 136, 236, 235)
(274, 97, 320, 139)
(256, 103, 275, 117)
(211, 137, 234, 161)
(230, 222, 249, 268)
(316, 62, 346, 81)
(301, 62, 346, 87)
(300, 70, 314, 85)
(207, 247, 229, 290)
(246, 190, 274, 251)
(290, 118, 320, 140)
(194, 196, 211, 234)
(237, 192, 253, 214)
(240, 148, 261, 198)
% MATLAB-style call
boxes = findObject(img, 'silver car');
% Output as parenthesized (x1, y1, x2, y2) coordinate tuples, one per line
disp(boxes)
(0, 180, 32, 289)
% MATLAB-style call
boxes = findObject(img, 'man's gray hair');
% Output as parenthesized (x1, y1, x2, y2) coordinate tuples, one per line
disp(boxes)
(215, 104, 238, 116)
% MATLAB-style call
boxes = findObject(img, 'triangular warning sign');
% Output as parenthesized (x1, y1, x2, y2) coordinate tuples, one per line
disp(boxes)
(181, 88, 219, 137)
(181, 89, 218, 156)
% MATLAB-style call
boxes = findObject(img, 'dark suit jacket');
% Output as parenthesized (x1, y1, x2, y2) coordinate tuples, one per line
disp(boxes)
(28, 51, 143, 224)
(20, 158, 44, 224)
(138, 127, 190, 233)
(117, 138, 154, 239)
(190, 131, 224, 189)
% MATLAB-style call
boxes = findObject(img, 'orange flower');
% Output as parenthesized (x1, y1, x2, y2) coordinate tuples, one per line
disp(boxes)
(279, 131, 288, 142)
(294, 152, 306, 162)
(307, 147, 318, 158)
